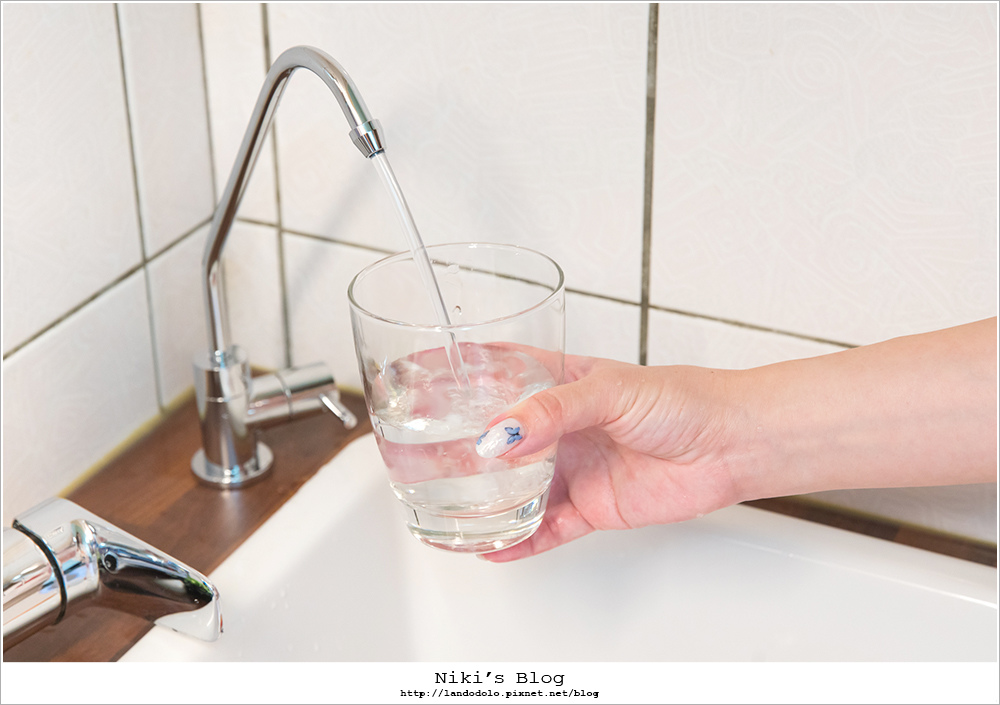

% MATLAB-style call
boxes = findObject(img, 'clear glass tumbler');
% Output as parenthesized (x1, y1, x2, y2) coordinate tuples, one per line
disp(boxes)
(348, 243, 565, 553)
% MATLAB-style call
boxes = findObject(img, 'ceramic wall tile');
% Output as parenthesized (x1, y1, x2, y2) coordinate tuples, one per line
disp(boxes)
(2, 3, 142, 353)
(221, 221, 286, 372)
(118, 3, 214, 255)
(566, 293, 641, 364)
(283, 235, 384, 394)
(147, 222, 280, 404)
(651, 3, 998, 346)
(266, 3, 648, 303)
(146, 226, 209, 407)
(200, 2, 278, 225)
(1, 272, 159, 522)
(646, 308, 845, 369)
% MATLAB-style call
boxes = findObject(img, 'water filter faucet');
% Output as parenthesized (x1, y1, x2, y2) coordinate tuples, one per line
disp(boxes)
(193, 46, 380, 487)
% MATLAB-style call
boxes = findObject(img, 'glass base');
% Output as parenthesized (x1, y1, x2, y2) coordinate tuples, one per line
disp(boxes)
(403, 489, 549, 554)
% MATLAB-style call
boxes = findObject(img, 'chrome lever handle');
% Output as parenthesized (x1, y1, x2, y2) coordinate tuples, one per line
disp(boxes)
(319, 391, 358, 430)
(248, 362, 356, 429)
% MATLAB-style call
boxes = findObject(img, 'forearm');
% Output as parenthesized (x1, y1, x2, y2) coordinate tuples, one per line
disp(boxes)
(730, 318, 997, 502)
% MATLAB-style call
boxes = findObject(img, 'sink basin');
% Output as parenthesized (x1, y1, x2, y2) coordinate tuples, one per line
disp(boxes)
(121, 435, 996, 663)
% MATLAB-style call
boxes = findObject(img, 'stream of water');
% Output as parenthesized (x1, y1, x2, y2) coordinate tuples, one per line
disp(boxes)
(370, 152, 469, 388)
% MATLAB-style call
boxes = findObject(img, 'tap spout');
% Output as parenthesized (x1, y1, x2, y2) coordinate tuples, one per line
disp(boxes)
(3, 498, 221, 649)
(203, 45, 384, 355)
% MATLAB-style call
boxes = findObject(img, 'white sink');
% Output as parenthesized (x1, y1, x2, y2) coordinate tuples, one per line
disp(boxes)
(121, 435, 996, 663)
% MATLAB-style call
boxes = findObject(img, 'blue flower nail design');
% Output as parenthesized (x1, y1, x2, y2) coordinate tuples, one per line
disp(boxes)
(475, 418, 524, 458)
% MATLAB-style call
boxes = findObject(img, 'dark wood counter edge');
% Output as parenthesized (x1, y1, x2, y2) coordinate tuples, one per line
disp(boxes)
(4, 391, 372, 663)
(5, 391, 995, 661)
(745, 497, 997, 568)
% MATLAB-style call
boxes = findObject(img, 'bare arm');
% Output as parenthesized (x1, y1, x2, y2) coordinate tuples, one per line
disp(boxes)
(480, 318, 997, 562)
(732, 317, 997, 500)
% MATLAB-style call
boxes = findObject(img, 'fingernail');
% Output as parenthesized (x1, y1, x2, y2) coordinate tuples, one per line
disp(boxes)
(475, 418, 524, 458)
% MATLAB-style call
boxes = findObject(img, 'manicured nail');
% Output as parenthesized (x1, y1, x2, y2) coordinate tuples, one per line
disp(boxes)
(475, 418, 524, 458)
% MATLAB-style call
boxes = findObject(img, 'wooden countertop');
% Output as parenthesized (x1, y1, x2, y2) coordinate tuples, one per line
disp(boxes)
(5, 390, 993, 661)
(4, 391, 371, 662)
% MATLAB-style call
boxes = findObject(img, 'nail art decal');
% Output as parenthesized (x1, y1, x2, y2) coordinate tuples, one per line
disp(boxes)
(475, 418, 523, 458)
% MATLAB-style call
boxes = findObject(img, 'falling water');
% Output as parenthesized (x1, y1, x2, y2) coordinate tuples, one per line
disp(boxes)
(370, 152, 469, 387)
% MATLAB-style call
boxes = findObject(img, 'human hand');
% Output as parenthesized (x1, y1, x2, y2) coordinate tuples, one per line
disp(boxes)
(476, 354, 748, 562)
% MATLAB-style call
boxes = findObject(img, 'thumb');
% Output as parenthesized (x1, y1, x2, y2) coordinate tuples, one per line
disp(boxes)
(474, 371, 621, 459)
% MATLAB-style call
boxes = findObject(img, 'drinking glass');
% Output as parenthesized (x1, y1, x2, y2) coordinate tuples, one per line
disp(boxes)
(348, 243, 565, 553)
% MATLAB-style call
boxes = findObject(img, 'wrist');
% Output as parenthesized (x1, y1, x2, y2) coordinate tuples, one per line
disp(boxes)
(713, 367, 780, 504)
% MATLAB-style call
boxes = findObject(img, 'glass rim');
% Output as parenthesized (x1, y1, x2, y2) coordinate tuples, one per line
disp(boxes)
(347, 242, 565, 331)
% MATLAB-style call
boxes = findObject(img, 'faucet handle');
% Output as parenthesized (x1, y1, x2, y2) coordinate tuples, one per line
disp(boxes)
(248, 362, 357, 429)
(319, 390, 359, 430)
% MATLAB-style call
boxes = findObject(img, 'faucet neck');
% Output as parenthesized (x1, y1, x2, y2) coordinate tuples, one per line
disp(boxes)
(202, 45, 385, 354)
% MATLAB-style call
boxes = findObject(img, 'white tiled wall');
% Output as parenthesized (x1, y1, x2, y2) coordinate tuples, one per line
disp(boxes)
(2, 3, 142, 354)
(651, 3, 998, 346)
(2, 3, 996, 543)
(1, 3, 212, 520)
(118, 3, 215, 255)
(649, 2, 997, 542)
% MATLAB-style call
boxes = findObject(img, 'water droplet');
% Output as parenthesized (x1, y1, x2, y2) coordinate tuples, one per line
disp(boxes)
(452, 305, 462, 316)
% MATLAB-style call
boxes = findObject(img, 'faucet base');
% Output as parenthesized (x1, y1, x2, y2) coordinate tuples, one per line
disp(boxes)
(191, 443, 274, 488)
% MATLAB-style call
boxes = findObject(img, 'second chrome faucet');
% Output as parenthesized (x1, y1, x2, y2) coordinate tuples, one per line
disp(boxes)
(192, 46, 377, 487)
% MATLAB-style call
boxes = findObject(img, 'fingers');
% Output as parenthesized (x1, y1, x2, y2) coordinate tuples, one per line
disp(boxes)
(479, 506, 593, 562)
(478, 472, 596, 562)
(476, 367, 626, 460)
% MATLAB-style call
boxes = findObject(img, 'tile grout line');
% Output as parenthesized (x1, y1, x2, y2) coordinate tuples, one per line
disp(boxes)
(196, 4, 219, 208)
(114, 3, 167, 413)
(2, 219, 213, 363)
(2, 264, 146, 362)
(639, 3, 659, 368)
(648, 304, 858, 349)
(260, 3, 293, 369)
(272, 225, 397, 256)
(144, 216, 213, 264)
(263, 221, 857, 349)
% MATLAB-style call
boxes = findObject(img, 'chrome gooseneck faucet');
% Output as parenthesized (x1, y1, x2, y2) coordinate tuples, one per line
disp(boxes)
(193, 46, 375, 487)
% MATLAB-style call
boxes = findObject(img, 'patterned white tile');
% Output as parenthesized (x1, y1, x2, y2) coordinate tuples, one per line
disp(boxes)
(149, 221, 283, 401)
(650, 3, 998, 346)
(1, 272, 159, 522)
(118, 3, 214, 255)
(2, 3, 142, 353)
(146, 226, 209, 407)
(266, 3, 648, 303)
(647, 308, 845, 369)
(222, 221, 286, 372)
(201, 2, 277, 224)
(283, 235, 385, 394)
(566, 293, 641, 364)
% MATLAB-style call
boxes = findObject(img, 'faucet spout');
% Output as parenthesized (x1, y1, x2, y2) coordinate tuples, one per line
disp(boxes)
(204, 45, 384, 355)
(192, 46, 374, 487)
(3, 499, 221, 649)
